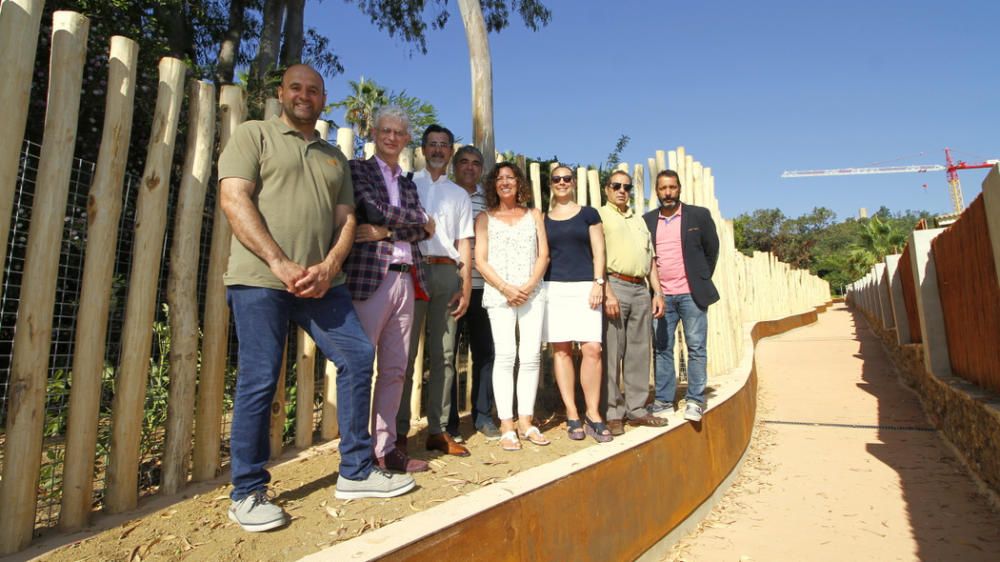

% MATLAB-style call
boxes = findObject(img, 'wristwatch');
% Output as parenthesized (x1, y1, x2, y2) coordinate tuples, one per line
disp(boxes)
(594, 278, 605, 286)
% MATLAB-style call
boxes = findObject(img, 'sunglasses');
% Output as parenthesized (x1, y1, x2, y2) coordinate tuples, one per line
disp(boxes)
(551, 175, 573, 184)
(609, 182, 634, 192)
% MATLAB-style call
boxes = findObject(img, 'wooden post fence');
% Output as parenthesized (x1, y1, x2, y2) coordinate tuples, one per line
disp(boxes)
(193, 85, 246, 481)
(162, 80, 217, 494)
(59, 34, 138, 532)
(296, 330, 318, 449)
(0, 0, 44, 297)
(105, 57, 186, 514)
(0, 11, 89, 554)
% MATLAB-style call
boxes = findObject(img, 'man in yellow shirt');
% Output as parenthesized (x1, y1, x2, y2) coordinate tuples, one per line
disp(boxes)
(598, 171, 667, 435)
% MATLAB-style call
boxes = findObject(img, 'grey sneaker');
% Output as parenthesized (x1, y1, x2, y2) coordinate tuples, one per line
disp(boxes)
(335, 468, 416, 499)
(476, 421, 502, 441)
(228, 489, 288, 532)
(647, 400, 674, 415)
(684, 402, 705, 422)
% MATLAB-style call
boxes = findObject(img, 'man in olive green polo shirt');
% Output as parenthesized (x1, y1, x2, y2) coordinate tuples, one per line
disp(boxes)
(218, 64, 414, 533)
(598, 170, 667, 435)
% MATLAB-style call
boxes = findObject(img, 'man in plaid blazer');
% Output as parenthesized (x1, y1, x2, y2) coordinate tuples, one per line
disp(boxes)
(345, 106, 434, 474)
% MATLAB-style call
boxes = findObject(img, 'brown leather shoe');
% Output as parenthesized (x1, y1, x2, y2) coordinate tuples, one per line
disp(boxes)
(627, 413, 669, 428)
(395, 435, 408, 456)
(425, 432, 471, 457)
(607, 419, 625, 436)
(376, 448, 429, 473)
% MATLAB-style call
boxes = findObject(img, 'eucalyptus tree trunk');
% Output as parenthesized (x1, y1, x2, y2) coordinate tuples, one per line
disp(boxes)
(457, 0, 495, 173)
(279, 0, 304, 66)
(215, 0, 246, 84)
(252, 0, 285, 82)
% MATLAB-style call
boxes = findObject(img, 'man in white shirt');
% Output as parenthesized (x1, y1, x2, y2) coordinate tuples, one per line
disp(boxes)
(397, 125, 474, 456)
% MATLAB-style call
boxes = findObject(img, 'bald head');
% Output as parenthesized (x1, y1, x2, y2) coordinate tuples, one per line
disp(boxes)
(282, 64, 325, 94)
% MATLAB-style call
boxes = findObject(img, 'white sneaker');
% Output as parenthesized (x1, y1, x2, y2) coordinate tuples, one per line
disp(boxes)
(684, 402, 705, 422)
(228, 489, 289, 532)
(335, 468, 416, 499)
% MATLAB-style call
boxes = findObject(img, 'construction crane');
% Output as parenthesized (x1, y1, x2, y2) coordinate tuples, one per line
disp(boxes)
(781, 148, 999, 214)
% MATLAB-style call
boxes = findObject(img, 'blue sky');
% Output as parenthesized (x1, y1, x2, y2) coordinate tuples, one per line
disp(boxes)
(307, 0, 1000, 221)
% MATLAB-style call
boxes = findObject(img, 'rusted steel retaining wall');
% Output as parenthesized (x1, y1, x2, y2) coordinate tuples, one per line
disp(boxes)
(898, 244, 922, 344)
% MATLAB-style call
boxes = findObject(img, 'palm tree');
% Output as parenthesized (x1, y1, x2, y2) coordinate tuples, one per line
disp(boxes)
(332, 77, 389, 142)
(847, 215, 907, 279)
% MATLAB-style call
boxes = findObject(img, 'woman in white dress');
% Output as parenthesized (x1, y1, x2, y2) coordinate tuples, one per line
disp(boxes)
(543, 166, 612, 442)
(473, 162, 550, 451)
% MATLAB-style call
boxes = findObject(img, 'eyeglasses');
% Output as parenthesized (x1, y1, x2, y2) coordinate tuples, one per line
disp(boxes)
(378, 127, 408, 138)
(609, 182, 634, 192)
(551, 175, 573, 184)
(425, 141, 450, 149)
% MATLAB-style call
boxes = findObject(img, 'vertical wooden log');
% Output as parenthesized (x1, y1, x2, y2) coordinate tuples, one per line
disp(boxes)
(691, 161, 703, 206)
(414, 147, 426, 171)
(104, 57, 186, 514)
(667, 150, 678, 173)
(161, 80, 216, 495)
(529, 162, 542, 213)
(457, 0, 496, 174)
(193, 85, 245, 482)
(264, 97, 281, 119)
(633, 164, 645, 214)
(315, 119, 330, 142)
(0, 11, 88, 554)
(399, 147, 414, 173)
(270, 344, 289, 459)
(321, 360, 339, 439)
(575, 167, 588, 206)
(409, 316, 427, 422)
(683, 155, 694, 205)
(647, 157, 659, 211)
(0, 0, 45, 297)
(295, 329, 317, 448)
(335, 127, 353, 159)
(363, 142, 375, 159)
(587, 169, 601, 209)
(60, 35, 138, 532)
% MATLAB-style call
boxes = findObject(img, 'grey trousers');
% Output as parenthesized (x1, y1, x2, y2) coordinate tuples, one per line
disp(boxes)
(398, 262, 460, 436)
(603, 276, 652, 421)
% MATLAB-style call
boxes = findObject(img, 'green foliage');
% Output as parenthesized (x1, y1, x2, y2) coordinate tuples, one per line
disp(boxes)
(331, 76, 439, 156)
(735, 207, 931, 294)
(345, 0, 552, 54)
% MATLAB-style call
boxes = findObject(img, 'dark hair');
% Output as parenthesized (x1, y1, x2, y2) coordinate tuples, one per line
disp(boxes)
(484, 162, 532, 210)
(422, 124, 455, 147)
(606, 169, 632, 186)
(452, 145, 484, 168)
(656, 169, 681, 187)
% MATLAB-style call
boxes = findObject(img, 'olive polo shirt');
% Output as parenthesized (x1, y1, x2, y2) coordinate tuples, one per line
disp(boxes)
(598, 202, 653, 278)
(218, 117, 354, 290)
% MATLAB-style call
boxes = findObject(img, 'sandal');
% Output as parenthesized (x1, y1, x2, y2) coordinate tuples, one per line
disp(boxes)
(566, 419, 586, 441)
(584, 416, 614, 443)
(519, 426, 551, 446)
(499, 431, 521, 451)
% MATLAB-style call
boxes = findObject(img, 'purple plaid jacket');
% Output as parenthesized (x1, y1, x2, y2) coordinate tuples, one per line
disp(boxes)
(344, 156, 430, 301)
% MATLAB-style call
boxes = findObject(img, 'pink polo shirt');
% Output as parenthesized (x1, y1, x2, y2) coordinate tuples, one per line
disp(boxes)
(655, 204, 690, 295)
(375, 155, 414, 265)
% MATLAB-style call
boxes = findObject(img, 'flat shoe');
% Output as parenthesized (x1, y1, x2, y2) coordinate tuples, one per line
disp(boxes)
(499, 430, 521, 451)
(519, 426, 550, 446)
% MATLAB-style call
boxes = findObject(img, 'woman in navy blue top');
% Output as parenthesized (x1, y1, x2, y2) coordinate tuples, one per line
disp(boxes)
(543, 166, 612, 443)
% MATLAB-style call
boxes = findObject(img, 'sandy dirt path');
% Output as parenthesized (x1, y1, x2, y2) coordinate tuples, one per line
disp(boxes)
(666, 304, 1000, 561)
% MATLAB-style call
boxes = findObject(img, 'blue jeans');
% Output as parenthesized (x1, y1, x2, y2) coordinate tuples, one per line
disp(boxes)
(227, 285, 375, 501)
(652, 293, 708, 406)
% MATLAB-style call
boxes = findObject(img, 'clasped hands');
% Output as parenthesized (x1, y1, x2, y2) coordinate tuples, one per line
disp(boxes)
(271, 258, 337, 298)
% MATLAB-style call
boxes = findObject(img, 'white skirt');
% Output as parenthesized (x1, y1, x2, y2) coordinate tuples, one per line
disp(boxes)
(543, 281, 603, 343)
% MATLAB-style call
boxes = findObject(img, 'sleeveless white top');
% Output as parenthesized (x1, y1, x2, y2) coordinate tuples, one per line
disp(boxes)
(482, 210, 544, 309)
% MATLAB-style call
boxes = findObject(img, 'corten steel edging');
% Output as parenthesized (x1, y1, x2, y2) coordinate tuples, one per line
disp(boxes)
(305, 306, 823, 562)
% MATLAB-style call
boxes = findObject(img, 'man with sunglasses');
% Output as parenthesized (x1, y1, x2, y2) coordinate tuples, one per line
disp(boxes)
(643, 170, 719, 423)
(398, 124, 475, 457)
(598, 171, 668, 435)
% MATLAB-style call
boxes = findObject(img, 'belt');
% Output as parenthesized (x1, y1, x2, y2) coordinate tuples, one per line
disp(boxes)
(387, 263, 412, 273)
(424, 256, 457, 266)
(609, 272, 644, 284)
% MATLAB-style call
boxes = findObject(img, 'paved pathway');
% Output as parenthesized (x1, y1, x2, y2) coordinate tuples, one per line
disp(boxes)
(667, 303, 1000, 561)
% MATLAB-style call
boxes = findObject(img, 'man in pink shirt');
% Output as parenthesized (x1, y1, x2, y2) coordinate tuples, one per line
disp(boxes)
(642, 170, 720, 422)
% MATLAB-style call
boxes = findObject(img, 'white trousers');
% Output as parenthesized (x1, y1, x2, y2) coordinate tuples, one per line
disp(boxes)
(487, 294, 545, 420)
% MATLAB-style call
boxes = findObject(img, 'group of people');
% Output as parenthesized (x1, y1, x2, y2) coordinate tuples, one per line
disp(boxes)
(217, 64, 720, 532)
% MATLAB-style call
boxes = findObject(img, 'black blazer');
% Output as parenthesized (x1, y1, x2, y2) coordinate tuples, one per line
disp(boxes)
(643, 204, 720, 309)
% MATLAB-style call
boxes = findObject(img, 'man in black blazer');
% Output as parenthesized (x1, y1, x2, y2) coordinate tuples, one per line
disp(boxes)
(643, 170, 719, 422)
